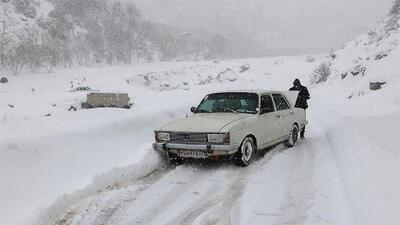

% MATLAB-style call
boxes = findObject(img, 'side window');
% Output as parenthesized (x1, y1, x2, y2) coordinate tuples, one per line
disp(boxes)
(272, 94, 290, 111)
(260, 95, 275, 114)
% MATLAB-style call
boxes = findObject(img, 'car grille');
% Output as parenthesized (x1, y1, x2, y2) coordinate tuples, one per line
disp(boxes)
(169, 132, 207, 143)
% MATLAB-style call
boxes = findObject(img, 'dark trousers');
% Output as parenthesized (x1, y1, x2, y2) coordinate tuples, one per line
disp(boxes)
(301, 109, 307, 137)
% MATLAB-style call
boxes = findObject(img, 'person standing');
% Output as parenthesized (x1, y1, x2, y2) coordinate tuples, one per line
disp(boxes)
(289, 78, 310, 138)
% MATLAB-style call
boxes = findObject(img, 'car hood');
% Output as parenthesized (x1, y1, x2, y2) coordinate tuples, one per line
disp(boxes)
(158, 113, 252, 133)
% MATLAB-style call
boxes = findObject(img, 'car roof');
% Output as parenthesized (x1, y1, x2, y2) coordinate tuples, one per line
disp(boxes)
(209, 89, 286, 95)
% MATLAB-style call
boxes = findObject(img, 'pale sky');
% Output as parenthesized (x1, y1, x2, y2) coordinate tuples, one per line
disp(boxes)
(134, 0, 393, 56)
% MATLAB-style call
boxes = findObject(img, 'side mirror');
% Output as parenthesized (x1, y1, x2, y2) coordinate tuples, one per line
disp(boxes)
(190, 106, 197, 113)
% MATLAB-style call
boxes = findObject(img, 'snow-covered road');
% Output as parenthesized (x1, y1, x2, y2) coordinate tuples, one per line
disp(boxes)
(2, 55, 399, 225)
(52, 119, 356, 225)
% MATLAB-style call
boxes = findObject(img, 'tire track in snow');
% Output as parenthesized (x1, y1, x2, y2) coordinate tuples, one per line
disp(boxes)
(217, 147, 286, 225)
(162, 168, 244, 225)
(55, 145, 286, 225)
(164, 147, 285, 225)
(317, 121, 358, 225)
(55, 164, 175, 225)
(273, 122, 355, 225)
(274, 138, 317, 225)
(164, 187, 222, 225)
(99, 165, 176, 225)
(111, 165, 213, 225)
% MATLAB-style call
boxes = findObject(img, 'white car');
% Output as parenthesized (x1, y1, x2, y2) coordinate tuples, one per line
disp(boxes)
(153, 90, 307, 166)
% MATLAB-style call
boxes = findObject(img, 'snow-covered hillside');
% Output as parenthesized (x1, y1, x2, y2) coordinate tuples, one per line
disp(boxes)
(321, 15, 400, 115)
(1, 15, 400, 225)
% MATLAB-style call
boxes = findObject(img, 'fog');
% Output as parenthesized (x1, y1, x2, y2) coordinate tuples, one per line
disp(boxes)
(135, 0, 393, 57)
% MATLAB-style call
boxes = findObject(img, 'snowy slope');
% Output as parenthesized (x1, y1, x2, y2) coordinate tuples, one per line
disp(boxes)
(323, 15, 400, 115)
(308, 15, 400, 225)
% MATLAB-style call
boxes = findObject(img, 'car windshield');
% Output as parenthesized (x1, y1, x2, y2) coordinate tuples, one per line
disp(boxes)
(196, 92, 259, 114)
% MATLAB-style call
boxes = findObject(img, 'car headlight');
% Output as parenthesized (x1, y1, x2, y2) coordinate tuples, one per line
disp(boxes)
(156, 132, 170, 142)
(207, 133, 230, 144)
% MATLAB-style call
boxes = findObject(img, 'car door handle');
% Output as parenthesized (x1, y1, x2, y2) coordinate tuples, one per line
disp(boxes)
(275, 114, 281, 119)
(290, 112, 294, 115)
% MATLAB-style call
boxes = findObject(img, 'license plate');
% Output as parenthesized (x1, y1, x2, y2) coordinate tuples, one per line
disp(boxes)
(177, 151, 208, 159)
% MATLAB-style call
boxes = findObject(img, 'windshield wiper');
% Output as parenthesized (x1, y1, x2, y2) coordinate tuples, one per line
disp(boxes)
(197, 109, 212, 113)
(214, 107, 238, 113)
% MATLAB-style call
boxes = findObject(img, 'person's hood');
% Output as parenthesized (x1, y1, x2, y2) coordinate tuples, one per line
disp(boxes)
(158, 113, 252, 133)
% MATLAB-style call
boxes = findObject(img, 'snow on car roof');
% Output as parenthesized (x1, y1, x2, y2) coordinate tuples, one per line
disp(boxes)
(209, 89, 286, 95)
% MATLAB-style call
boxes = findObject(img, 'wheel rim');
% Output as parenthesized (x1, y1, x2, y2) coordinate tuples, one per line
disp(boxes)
(242, 140, 253, 162)
(289, 126, 298, 145)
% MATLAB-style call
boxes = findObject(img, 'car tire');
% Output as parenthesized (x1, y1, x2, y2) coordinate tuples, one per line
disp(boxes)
(284, 124, 299, 148)
(167, 152, 184, 165)
(234, 137, 256, 167)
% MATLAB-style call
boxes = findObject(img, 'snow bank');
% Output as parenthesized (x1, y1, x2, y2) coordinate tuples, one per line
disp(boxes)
(129, 65, 239, 91)
(35, 147, 166, 225)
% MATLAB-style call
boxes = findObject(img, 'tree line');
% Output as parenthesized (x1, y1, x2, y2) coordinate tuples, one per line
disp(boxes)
(1, 0, 229, 74)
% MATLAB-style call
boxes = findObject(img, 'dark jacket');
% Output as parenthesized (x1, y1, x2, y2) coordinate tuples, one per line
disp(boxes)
(289, 85, 310, 109)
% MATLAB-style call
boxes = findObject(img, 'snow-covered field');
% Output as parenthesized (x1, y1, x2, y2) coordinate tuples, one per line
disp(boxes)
(1, 30, 399, 225)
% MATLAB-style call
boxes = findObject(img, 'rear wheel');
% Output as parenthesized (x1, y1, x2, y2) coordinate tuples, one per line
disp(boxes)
(234, 137, 256, 167)
(284, 124, 299, 148)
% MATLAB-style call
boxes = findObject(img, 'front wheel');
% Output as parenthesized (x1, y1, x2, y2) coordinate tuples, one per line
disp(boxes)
(284, 124, 299, 148)
(234, 137, 256, 167)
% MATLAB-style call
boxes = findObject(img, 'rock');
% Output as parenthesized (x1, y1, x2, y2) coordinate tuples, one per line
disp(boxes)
(351, 65, 366, 76)
(81, 102, 93, 109)
(375, 52, 389, 60)
(76, 86, 91, 91)
(82, 92, 131, 109)
(0, 77, 8, 83)
(329, 49, 337, 59)
(306, 56, 316, 63)
(239, 64, 250, 73)
(70, 86, 92, 92)
(370, 82, 386, 91)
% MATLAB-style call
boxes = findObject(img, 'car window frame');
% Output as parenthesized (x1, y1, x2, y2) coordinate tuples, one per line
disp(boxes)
(197, 92, 259, 114)
(272, 94, 291, 111)
(260, 93, 276, 115)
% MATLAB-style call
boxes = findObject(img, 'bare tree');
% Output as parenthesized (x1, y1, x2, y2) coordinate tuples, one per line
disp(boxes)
(311, 62, 331, 84)
(391, 0, 400, 15)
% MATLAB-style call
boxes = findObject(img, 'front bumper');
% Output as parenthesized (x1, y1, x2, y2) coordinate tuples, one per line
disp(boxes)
(152, 142, 240, 156)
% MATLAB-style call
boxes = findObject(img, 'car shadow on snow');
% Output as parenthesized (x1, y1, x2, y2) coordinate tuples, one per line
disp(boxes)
(171, 143, 289, 170)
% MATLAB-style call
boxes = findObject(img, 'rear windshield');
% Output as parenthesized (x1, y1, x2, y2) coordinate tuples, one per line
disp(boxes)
(197, 92, 259, 114)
